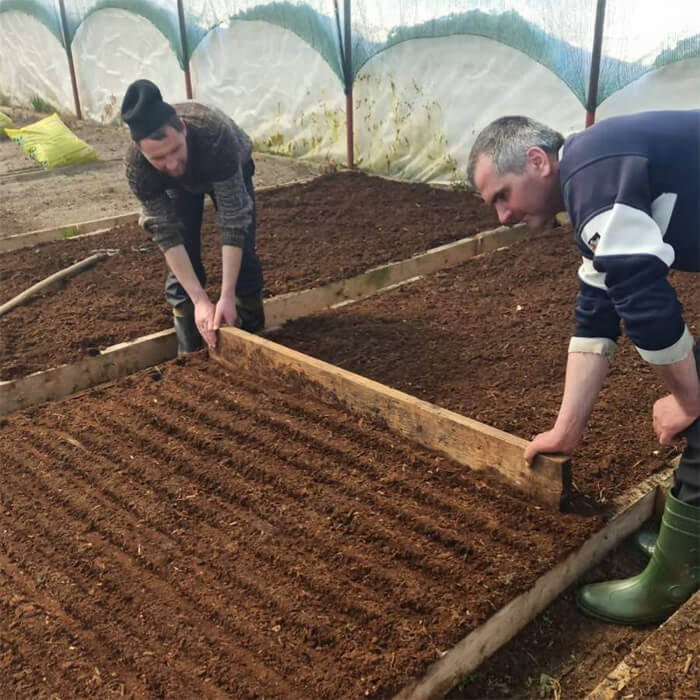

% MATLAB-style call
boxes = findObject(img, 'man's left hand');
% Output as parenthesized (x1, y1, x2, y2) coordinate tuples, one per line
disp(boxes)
(653, 394, 698, 445)
(214, 295, 238, 330)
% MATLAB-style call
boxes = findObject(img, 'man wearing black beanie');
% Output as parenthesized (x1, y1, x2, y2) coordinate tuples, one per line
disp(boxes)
(121, 79, 264, 352)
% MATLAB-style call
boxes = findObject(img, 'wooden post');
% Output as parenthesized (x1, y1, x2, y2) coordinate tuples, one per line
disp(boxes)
(177, 0, 193, 99)
(585, 0, 606, 128)
(344, 0, 354, 168)
(213, 327, 571, 508)
(57, 0, 82, 119)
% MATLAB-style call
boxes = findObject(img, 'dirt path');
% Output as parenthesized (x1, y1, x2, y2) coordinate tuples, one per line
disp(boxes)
(0, 353, 596, 698)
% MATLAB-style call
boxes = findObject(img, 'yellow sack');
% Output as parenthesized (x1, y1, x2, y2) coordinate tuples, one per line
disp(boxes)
(0, 111, 12, 140)
(4, 112, 97, 169)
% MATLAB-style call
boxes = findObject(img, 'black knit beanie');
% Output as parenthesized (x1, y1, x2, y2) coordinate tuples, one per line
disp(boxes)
(121, 79, 177, 142)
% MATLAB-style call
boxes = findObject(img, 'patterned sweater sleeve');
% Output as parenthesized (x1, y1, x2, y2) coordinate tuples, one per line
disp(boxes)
(212, 162, 253, 249)
(125, 145, 186, 251)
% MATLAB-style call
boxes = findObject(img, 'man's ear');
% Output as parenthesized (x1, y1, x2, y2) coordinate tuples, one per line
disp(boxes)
(180, 118, 187, 136)
(526, 146, 551, 176)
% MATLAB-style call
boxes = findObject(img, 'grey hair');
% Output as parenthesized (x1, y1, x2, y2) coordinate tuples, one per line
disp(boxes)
(467, 116, 564, 188)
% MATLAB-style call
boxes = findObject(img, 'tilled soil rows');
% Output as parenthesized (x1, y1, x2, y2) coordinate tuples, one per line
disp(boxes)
(0, 354, 596, 698)
(270, 226, 700, 507)
(0, 171, 497, 379)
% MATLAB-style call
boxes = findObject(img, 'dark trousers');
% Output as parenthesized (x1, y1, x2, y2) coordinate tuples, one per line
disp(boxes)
(673, 342, 700, 506)
(164, 158, 264, 307)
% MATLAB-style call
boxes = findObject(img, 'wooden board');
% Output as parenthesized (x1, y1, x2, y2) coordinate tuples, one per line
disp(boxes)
(0, 329, 177, 415)
(213, 327, 570, 508)
(263, 224, 527, 327)
(394, 467, 675, 700)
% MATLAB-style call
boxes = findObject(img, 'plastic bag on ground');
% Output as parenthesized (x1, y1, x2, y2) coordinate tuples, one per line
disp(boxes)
(4, 113, 97, 169)
(0, 112, 12, 139)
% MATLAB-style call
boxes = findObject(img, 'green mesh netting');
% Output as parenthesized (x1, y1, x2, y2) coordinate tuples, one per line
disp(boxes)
(2, 0, 699, 108)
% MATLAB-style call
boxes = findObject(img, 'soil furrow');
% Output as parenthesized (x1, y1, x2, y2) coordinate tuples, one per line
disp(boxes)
(1, 450, 302, 699)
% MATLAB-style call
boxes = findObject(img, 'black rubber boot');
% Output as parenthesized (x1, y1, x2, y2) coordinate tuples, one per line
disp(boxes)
(576, 491, 700, 625)
(236, 294, 265, 333)
(173, 301, 202, 355)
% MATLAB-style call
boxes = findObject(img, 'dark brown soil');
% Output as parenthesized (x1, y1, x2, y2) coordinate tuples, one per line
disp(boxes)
(615, 590, 699, 699)
(267, 225, 700, 698)
(0, 353, 597, 698)
(0, 171, 498, 379)
(270, 227, 699, 505)
(447, 542, 656, 699)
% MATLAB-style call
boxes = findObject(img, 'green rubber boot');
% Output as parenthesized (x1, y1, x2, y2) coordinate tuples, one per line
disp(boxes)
(632, 526, 657, 558)
(576, 492, 700, 625)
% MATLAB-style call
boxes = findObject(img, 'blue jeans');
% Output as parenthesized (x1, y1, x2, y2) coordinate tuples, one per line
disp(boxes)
(164, 158, 264, 307)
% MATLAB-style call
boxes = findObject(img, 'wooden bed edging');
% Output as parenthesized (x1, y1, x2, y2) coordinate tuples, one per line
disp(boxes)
(263, 224, 527, 327)
(0, 329, 177, 415)
(1, 224, 527, 415)
(213, 327, 570, 509)
(394, 468, 675, 700)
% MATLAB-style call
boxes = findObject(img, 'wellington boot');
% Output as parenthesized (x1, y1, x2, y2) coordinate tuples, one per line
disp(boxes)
(576, 492, 700, 625)
(236, 294, 265, 333)
(173, 302, 202, 355)
(632, 526, 657, 558)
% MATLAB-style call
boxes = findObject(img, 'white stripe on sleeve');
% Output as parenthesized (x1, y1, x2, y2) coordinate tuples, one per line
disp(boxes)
(635, 325, 694, 365)
(577, 257, 607, 290)
(581, 202, 676, 266)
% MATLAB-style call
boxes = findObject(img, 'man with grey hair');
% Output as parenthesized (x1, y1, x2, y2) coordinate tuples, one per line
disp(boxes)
(469, 112, 699, 626)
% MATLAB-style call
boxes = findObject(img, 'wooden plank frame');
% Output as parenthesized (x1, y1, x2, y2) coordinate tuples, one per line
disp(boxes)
(1, 224, 528, 415)
(263, 224, 526, 327)
(213, 327, 570, 508)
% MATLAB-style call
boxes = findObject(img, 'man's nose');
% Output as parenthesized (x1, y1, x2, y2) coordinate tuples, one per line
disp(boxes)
(496, 203, 513, 225)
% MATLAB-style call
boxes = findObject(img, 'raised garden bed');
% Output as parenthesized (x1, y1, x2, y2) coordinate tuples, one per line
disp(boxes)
(0, 171, 497, 379)
(0, 350, 596, 698)
(270, 226, 699, 506)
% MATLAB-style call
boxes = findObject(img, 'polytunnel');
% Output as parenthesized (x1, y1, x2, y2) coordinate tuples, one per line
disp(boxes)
(0, 0, 699, 182)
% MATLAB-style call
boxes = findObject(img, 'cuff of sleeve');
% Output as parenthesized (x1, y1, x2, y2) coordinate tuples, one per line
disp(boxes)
(568, 336, 618, 361)
(220, 233, 245, 248)
(635, 325, 694, 365)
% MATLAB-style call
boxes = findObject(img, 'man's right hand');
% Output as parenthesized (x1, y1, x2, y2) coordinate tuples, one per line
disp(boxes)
(524, 428, 578, 466)
(194, 297, 217, 348)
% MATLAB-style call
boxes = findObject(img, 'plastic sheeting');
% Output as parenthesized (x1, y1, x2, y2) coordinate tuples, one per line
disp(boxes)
(0, 11, 74, 113)
(354, 34, 583, 183)
(1, 1, 699, 182)
(191, 18, 345, 161)
(73, 8, 187, 123)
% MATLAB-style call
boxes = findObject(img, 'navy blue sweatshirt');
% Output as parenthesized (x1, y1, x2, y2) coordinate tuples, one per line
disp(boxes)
(558, 110, 700, 364)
